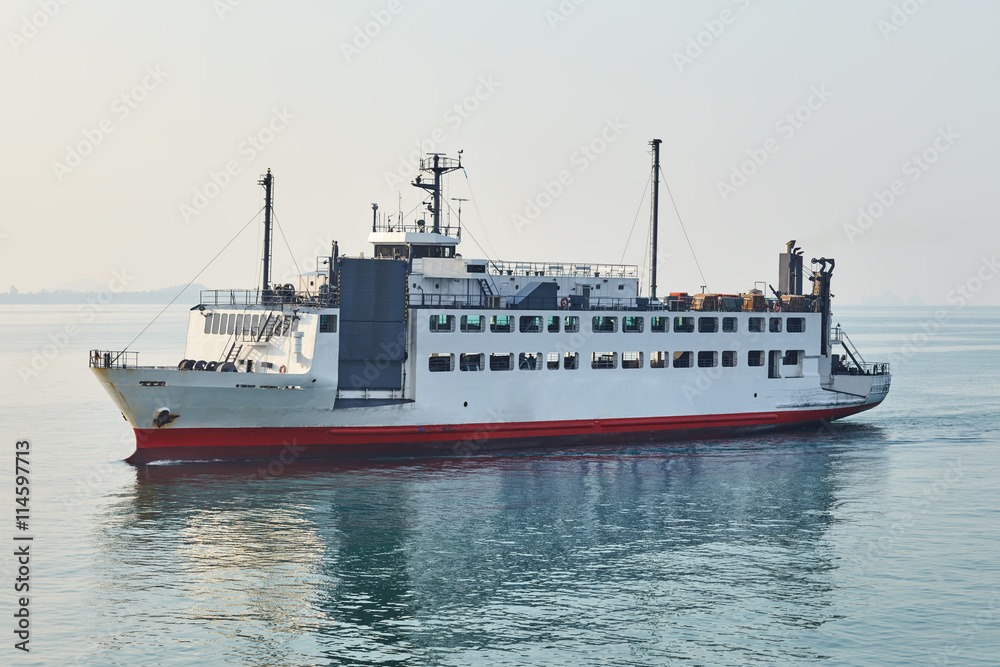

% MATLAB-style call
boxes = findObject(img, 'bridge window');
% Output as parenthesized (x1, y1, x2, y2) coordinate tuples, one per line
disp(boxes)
(769, 317, 783, 333)
(211, 314, 221, 334)
(698, 317, 718, 333)
(622, 351, 643, 369)
(489, 353, 513, 371)
(783, 350, 800, 365)
(228, 315, 236, 335)
(203, 314, 213, 334)
(674, 317, 694, 333)
(547, 316, 560, 333)
(564, 316, 580, 333)
(722, 350, 737, 367)
(563, 352, 579, 370)
(673, 351, 693, 368)
(623, 317, 644, 333)
(546, 352, 560, 370)
(428, 354, 454, 372)
(320, 314, 337, 333)
(490, 315, 513, 333)
(430, 314, 455, 332)
(651, 317, 668, 332)
(697, 351, 718, 368)
(591, 352, 617, 369)
(748, 350, 764, 367)
(592, 316, 618, 333)
(787, 317, 806, 333)
(722, 317, 737, 333)
(460, 315, 484, 332)
(650, 351, 668, 368)
(748, 317, 764, 333)
(459, 353, 483, 371)
(519, 316, 543, 333)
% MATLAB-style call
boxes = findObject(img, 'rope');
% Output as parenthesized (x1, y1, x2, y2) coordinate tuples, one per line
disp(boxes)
(618, 172, 652, 265)
(660, 166, 707, 290)
(114, 205, 265, 361)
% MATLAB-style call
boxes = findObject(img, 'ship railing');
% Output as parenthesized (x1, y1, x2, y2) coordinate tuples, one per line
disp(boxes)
(199, 289, 337, 309)
(89, 350, 139, 369)
(409, 293, 673, 311)
(833, 361, 891, 376)
(373, 220, 461, 238)
(487, 260, 638, 279)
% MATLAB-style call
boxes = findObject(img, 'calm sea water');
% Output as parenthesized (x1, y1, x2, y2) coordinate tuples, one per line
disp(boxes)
(1, 304, 998, 666)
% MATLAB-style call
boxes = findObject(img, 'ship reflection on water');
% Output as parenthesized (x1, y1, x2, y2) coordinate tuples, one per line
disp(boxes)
(91, 427, 888, 665)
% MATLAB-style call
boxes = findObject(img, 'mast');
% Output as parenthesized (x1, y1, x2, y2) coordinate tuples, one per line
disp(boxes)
(649, 139, 662, 301)
(259, 169, 274, 296)
(413, 151, 462, 234)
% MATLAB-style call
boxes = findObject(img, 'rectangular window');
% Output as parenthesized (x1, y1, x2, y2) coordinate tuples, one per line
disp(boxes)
(518, 352, 541, 370)
(211, 314, 221, 335)
(228, 315, 237, 335)
(622, 351, 643, 369)
(490, 315, 513, 333)
(722, 350, 737, 367)
(623, 317, 644, 333)
(430, 314, 455, 332)
(783, 350, 800, 365)
(251, 315, 260, 338)
(203, 314, 213, 334)
(674, 317, 694, 333)
(651, 317, 668, 332)
(519, 316, 543, 333)
(722, 317, 737, 333)
(428, 354, 454, 372)
(563, 352, 579, 370)
(489, 353, 513, 371)
(319, 314, 337, 333)
(747, 350, 764, 367)
(769, 317, 783, 333)
(546, 352, 560, 370)
(592, 316, 618, 333)
(547, 316, 560, 333)
(564, 316, 580, 333)
(787, 317, 806, 333)
(698, 317, 718, 333)
(591, 352, 617, 369)
(697, 351, 718, 368)
(748, 317, 764, 333)
(673, 351, 693, 368)
(460, 315, 484, 332)
(650, 351, 668, 368)
(459, 353, 483, 371)
(235, 314, 244, 336)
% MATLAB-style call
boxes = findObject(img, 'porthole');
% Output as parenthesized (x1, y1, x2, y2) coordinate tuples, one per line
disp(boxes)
(463, 401, 468, 407)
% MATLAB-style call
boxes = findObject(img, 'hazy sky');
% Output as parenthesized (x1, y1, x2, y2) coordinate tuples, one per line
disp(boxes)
(2, 0, 998, 305)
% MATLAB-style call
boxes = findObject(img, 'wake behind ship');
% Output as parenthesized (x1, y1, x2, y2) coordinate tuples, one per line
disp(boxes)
(91, 144, 890, 463)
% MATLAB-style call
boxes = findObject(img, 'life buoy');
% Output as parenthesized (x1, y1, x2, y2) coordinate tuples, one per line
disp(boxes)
(560, 297, 569, 309)
(279, 365, 286, 374)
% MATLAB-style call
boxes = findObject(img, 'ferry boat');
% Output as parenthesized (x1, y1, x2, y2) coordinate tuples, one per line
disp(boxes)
(90, 142, 891, 464)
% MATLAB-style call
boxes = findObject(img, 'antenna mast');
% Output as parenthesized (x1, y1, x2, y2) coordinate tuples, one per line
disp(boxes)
(258, 169, 274, 297)
(649, 139, 661, 301)
(413, 151, 462, 234)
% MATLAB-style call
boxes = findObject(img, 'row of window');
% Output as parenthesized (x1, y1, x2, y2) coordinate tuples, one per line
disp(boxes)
(429, 349, 805, 372)
(202, 312, 298, 337)
(430, 314, 806, 334)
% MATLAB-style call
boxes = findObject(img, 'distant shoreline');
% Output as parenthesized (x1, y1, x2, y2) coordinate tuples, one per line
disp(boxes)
(0, 285, 207, 305)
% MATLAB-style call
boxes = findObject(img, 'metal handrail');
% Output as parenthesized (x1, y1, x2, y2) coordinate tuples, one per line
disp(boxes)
(89, 349, 138, 369)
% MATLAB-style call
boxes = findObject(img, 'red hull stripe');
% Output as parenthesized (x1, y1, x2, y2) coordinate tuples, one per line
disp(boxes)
(129, 403, 879, 462)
